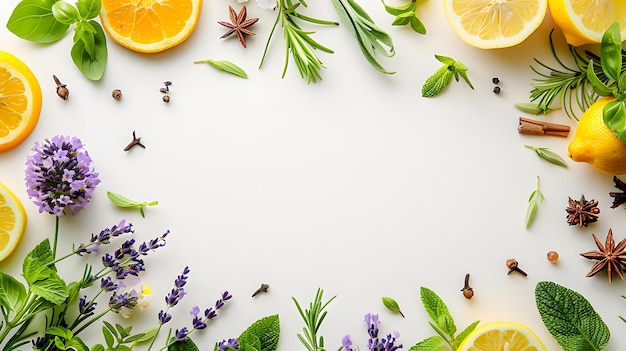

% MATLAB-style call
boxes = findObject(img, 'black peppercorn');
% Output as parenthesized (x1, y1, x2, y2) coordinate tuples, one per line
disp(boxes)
(493, 86, 501, 94)
(492, 77, 500, 84)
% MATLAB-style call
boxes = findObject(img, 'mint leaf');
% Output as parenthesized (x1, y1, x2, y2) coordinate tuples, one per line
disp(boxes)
(30, 270, 68, 304)
(408, 336, 444, 351)
(6, 0, 70, 43)
(420, 287, 456, 336)
(452, 320, 479, 349)
(238, 315, 280, 351)
(168, 338, 200, 351)
(535, 281, 609, 351)
(0, 271, 26, 312)
(422, 55, 473, 97)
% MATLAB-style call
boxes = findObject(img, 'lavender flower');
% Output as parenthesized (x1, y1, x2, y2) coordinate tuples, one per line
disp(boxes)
(158, 310, 172, 324)
(365, 313, 380, 339)
(25, 135, 100, 216)
(217, 338, 240, 351)
(344, 314, 402, 351)
(79, 296, 97, 315)
(108, 291, 138, 311)
(175, 327, 189, 341)
(164, 266, 189, 307)
(75, 220, 134, 255)
(342, 335, 353, 351)
(190, 306, 207, 330)
(100, 277, 118, 292)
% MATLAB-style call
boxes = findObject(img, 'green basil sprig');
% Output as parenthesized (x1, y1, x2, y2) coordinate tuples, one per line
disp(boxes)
(382, 0, 426, 34)
(6, 0, 107, 80)
(587, 22, 626, 142)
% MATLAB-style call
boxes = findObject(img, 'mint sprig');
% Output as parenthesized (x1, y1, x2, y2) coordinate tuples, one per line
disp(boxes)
(535, 281, 609, 351)
(422, 55, 474, 97)
(382, 0, 426, 34)
(410, 287, 479, 351)
(6, 0, 107, 80)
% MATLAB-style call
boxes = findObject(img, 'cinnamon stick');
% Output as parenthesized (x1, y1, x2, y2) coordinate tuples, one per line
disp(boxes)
(518, 117, 570, 137)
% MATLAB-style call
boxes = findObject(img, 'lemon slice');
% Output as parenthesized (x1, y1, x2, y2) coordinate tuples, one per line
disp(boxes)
(0, 51, 42, 152)
(444, 0, 548, 49)
(0, 181, 27, 261)
(458, 322, 547, 351)
(548, 0, 626, 46)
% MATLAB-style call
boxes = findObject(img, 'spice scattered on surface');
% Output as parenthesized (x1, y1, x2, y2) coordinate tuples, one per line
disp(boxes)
(160, 81, 172, 102)
(518, 117, 570, 137)
(112, 89, 122, 100)
(492, 77, 500, 84)
(609, 176, 626, 208)
(162, 95, 170, 103)
(218, 5, 259, 48)
(580, 229, 626, 284)
(123, 131, 145, 152)
(251, 283, 270, 297)
(506, 258, 527, 276)
(460, 273, 474, 299)
(53, 75, 69, 100)
(493, 86, 501, 94)
(566, 194, 600, 227)
(547, 251, 559, 263)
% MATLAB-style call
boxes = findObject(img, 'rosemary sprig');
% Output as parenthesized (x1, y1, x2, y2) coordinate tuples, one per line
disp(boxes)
(525, 29, 612, 120)
(292, 288, 336, 351)
(259, 0, 337, 84)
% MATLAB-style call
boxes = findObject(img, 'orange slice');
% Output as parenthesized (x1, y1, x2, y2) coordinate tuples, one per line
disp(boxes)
(0, 181, 27, 262)
(99, 0, 203, 53)
(0, 51, 42, 152)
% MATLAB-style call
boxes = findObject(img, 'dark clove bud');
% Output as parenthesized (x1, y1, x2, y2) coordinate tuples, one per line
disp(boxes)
(123, 131, 145, 151)
(112, 89, 123, 100)
(460, 273, 474, 299)
(251, 283, 269, 297)
(53, 75, 69, 101)
(506, 258, 527, 276)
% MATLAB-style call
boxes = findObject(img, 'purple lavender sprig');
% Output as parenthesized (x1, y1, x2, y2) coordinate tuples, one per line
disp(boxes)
(342, 314, 402, 351)
(25, 135, 100, 216)
(174, 290, 233, 342)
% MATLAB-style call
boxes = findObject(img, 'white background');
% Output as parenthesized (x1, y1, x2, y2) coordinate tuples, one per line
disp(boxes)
(2, 0, 626, 350)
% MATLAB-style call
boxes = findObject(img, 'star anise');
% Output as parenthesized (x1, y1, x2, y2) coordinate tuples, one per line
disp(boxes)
(566, 194, 599, 227)
(580, 229, 626, 283)
(218, 5, 259, 48)
(609, 176, 626, 208)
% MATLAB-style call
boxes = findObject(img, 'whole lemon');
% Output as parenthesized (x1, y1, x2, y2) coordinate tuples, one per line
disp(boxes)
(568, 97, 626, 175)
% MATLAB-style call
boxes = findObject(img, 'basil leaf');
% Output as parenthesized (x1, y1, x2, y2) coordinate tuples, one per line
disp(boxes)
(603, 99, 626, 141)
(52, 1, 79, 25)
(382, 296, 404, 317)
(600, 22, 622, 82)
(0, 272, 27, 312)
(6, 0, 70, 43)
(70, 20, 107, 80)
(193, 59, 248, 78)
(587, 60, 614, 96)
(410, 16, 426, 34)
(535, 281, 609, 351)
(76, 0, 101, 19)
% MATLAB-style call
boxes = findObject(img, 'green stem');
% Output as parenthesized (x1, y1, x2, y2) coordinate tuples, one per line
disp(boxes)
(0, 292, 35, 345)
(53, 216, 60, 260)
(73, 306, 112, 336)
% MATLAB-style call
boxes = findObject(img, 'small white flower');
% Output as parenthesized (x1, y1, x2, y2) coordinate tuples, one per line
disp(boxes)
(256, 0, 275, 10)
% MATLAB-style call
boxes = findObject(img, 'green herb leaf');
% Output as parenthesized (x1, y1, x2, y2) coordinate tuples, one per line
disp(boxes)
(422, 55, 473, 97)
(420, 287, 456, 336)
(535, 281, 610, 351)
(600, 22, 622, 82)
(194, 59, 248, 78)
(292, 288, 336, 351)
(603, 99, 626, 141)
(0, 271, 27, 313)
(238, 315, 280, 351)
(76, 0, 101, 20)
(331, 0, 395, 74)
(408, 336, 444, 351)
(382, 296, 404, 317)
(515, 102, 552, 115)
(452, 320, 480, 349)
(382, 0, 425, 34)
(168, 338, 201, 351)
(70, 20, 107, 80)
(6, 0, 70, 43)
(524, 144, 568, 167)
(107, 191, 158, 218)
(587, 60, 614, 96)
(51, 1, 80, 25)
(526, 176, 545, 228)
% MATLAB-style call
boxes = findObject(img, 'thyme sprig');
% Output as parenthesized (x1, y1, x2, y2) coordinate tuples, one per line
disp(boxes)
(525, 29, 611, 119)
(259, 0, 337, 84)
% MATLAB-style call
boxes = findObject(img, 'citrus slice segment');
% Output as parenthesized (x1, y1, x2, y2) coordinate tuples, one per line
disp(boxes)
(0, 182, 27, 262)
(0, 51, 42, 152)
(99, 0, 203, 53)
(458, 322, 547, 351)
(444, 0, 548, 49)
(548, 0, 626, 46)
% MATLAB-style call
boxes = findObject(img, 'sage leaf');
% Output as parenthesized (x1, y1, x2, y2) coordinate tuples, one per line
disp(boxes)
(6, 0, 70, 43)
(70, 20, 107, 80)
(524, 144, 567, 167)
(382, 296, 404, 317)
(107, 191, 158, 218)
(193, 59, 248, 78)
(535, 281, 609, 351)
(526, 176, 545, 228)
(331, 0, 395, 74)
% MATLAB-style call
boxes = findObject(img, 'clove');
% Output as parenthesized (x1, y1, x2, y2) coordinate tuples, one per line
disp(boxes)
(123, 131, 145, 151)
(251, 283, 269, 297)
(53, 75, 69, 100)
(460, 273, 474, 299)
(506, 258, 527, 276)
